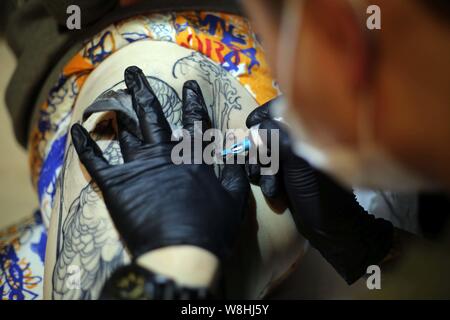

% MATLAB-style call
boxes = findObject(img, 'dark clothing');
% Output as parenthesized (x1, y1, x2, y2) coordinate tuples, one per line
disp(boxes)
(5, 0, 243, 147)
(418, 193, 450, 239)
(286, 169, 394, 285)
(246, 103, 395, 285)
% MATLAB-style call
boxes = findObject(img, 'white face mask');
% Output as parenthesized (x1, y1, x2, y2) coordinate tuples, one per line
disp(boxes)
(275, 0, 440, 192)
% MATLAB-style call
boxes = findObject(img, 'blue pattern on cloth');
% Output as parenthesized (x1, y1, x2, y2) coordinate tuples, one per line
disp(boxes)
(0, 211, 46, 300)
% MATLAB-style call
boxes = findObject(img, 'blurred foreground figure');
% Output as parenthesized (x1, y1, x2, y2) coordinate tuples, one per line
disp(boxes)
(243, 0, 450, 298)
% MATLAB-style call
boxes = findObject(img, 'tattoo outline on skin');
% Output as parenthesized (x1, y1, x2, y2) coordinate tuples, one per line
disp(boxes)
(52, 120, 128, 299)
(173, 51, 242, 132)
(52, 52, 242, 299)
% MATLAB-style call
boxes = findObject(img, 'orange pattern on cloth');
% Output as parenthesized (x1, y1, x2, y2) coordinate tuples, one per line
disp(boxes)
(174, 12, 278, 104)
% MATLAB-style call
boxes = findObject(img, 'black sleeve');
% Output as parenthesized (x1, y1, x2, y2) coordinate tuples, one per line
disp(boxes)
(285, 166, 394, 285)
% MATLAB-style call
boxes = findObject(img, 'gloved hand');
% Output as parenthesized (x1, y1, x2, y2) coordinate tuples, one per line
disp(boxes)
(246, 100, 394, 284)
(71, 66, 250, 261)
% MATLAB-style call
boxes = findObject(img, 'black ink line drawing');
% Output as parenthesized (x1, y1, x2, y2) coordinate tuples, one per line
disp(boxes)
(52, 120, 127, 300)
(173, 51, 242, 132)
(52, 53, 243, 299)
(95, 76, 183, 130)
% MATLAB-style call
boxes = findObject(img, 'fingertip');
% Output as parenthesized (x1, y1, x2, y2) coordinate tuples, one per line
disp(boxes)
(70, 122, 81, 135)
(182, 80, 205, 106)
(124, 66, 145, 92)
(224, 163, 250, 188)
(183, 80, 201, 93)
(246, 100, 274, 128)
(71, 122, 83, 132)
(182, 80, 211, 134)
(125, 65, 142, 73)
(260, 175, 279, 198)
(245, 112, 256, 129)
(70, 123, 87, 147)
(246, 163, 260, 184)
(70, 124, 97, 167)
(124, 65, 143, 78)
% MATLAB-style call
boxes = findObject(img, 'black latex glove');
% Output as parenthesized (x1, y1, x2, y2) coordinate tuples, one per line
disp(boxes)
(246, 100, 394, 284)
(71, 66, 250, 261)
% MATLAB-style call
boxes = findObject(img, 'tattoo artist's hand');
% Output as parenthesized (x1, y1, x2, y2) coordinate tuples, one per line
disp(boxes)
(70, 66, 250, 261)
(246, 100, 394, 284)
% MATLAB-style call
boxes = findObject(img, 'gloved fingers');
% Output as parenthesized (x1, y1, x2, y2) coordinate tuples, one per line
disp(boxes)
(246, 163, 261, 183)
(257, 119, 292, 154)
(124, 66, 172, 144)
(221, 162, 250, 213)
(116, 112, 143, 162)
(71, 123, 110, 182)
(246, 101, 273, 128)
(245, 163, 281, 198)
(260, 174, 281, 198)
(182, 80, 212, 138)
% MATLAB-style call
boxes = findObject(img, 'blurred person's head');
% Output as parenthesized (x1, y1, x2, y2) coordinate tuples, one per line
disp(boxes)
(243, 0, 450, 191)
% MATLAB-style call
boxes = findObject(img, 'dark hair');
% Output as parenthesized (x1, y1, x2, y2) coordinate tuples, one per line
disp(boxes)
(421, 0, 450, 22)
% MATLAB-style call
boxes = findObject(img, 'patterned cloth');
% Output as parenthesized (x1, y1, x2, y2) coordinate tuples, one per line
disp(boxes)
(1, 12, 278, 300)
(0, 212, 46, 300)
